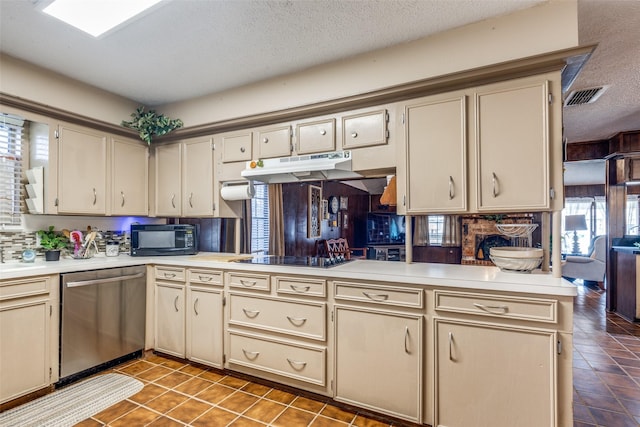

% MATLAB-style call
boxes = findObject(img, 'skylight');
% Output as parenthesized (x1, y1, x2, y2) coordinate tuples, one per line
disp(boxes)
(43, 0, 162, 37)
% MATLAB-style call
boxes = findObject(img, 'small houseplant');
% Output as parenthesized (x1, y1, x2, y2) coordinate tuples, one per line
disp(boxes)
(121, 106, 184, 145)
(37, 226, 68, 261)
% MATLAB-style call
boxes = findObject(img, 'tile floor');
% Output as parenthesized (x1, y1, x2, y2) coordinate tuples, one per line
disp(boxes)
(64, 283, 640, 426)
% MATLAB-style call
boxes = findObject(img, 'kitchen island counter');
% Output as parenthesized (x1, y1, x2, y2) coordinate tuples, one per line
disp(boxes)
(1, 252, 575, 297)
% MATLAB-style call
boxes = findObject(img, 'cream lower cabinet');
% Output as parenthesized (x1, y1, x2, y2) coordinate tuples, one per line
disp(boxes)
(0, 275, 58, 404)
(434, 319, 556, 427)
(186, 269, 224, 368)
(226, 272, 330, 394)
(432, 289, 568, 427)
(333, 281, 424, 423)
(155, 267, 186, 358)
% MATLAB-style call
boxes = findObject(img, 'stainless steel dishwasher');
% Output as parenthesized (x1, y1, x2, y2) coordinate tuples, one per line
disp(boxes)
(59, 265, 146, 385)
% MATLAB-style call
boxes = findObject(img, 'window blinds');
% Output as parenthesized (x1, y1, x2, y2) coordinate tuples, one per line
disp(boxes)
(0, 115, 25, 227)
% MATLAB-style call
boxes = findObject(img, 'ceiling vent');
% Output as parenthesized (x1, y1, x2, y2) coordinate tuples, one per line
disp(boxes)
(564, 86, 607, 107)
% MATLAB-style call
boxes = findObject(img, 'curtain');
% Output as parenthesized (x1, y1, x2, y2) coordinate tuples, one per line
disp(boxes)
(268, 183, 285, 256)
(413, 216, 429, 246)
(442, 215, 461, 247)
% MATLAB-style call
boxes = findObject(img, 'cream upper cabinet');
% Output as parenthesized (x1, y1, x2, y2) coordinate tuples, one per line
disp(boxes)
(221, 130, 252, 163)
(342, 108, 388, 149)
(1, 275, 57, 404)
(403, 93, 467, 213)
(154, 142, 182, 216)
(110, 136, 148, 216)
(57, 124, 107, 214)
(475, 78, 552, 211)
(296, 118, 335, 154)
(255, 123, 292, 159)
(182, 137, 215, 216)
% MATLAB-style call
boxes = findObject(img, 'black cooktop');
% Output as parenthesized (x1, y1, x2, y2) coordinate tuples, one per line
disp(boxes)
(235, 256, 351, 268)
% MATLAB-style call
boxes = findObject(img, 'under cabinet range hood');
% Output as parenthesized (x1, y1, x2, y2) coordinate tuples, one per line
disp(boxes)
(241, 150, 361, 184)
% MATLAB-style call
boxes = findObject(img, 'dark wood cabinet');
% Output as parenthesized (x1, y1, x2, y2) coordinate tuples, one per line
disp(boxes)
(612, 248, 639, 322)
(412, 246, 462, 264)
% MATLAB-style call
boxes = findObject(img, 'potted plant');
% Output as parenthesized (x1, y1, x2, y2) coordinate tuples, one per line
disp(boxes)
(37, 226, 68, 261)
(121, 106, 184, 145)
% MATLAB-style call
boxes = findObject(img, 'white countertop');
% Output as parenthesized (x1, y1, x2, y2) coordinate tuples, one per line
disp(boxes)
(0, 252, 576, 297)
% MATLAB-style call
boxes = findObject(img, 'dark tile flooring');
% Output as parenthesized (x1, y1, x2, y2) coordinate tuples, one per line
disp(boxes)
(572, 282, 640, 427)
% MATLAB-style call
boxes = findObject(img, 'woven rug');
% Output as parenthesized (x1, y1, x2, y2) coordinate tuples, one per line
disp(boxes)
(0, 373, 143, 427)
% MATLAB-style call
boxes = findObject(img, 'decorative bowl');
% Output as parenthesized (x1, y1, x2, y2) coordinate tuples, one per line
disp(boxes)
(489, 247, 543, 273)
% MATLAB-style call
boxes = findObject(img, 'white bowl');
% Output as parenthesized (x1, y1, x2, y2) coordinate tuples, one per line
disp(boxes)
(489, 247, 543, 273)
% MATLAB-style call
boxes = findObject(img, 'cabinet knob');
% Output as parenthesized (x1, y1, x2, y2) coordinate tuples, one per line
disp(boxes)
(320, 129, 326, 136)
(263, 137, 269, 144)
(240, 147, 245, 153)
(351, 132, 358, 138)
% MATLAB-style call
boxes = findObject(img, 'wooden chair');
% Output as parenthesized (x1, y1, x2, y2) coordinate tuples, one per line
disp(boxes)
(323, 238, 366, 260)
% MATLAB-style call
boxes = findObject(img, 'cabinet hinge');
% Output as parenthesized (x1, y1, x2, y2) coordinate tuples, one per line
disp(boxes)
(50, 305, 52, 316)
(549, 187, 555, 199)
(330, 379, 334, 391)
(49, 367, 52, 379)
(331, 310, 334, 322)
(548, 93, 554, 105)
(403, 195, 406, 206)
(222, 296, 226, 306)
(223, 354, 226, 364)
(290, 142, 294, 153)
(55, 197, 59, 207)
(385, 112, 390, 122)
(385, 130, 390, 140)
(557, 339, 562, 355)
(401, 113, 405, 125)
(54, 129, 59, 139)
(212, 142, 216, 150)
(212, 202, 216, 211)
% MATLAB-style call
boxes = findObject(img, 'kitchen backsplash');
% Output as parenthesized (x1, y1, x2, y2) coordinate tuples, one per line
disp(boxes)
(0, 230, 130, 261)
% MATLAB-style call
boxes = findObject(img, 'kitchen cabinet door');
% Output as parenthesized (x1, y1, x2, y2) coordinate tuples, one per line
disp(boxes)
(154, 143, 182, 216)
(475, 78, 551, 211)
(187, 286, 223, 368)
(434, 318, 556, 427)
(111, 136, 148, 216)
(182, 137, 215, 216)
(57, 124, 107, 214)
(155, 282, 186, 358)
(403, 93, 467, 213)
(296, 118, 335, 154)
(222, 131, 252, 163)
(342, 108, 388, 149)
(256, 124, 292, 159)
(334, 305, 422, 423)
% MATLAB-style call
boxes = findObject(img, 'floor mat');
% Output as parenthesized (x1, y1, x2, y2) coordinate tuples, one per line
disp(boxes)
(0, 373, 143, 427)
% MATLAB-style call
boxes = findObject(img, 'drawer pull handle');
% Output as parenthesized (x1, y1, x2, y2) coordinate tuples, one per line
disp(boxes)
(239, 279, 257, 287)
(286, 358, 307, 370)
(473, 302, 508, 314)
(242, 349, 260, 360)
(240, 147, 246, 153)
(189, 192, 194, 208)
(121, 191, 125, 207)
(242, 308, 260, 318)
(194, 298, 199, 315)
(404, 326, 410, 354)
(198, 275, 213, 282)
(92, 188, 97, 205)
(363, 291, 389, 302)
(164, 272, 177, 279)
(448, 332, 454, 361)
(290, 284, 310, 293)
(171, 193, 176, 208)
(173, 296, 179, 312)
(286, 316, 307, 326)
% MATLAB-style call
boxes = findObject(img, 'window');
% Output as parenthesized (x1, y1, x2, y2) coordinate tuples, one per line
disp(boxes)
(0, 115, 25, 228)
(626, 195, 639, 235)
(562, 197, 606, 254)
(428, 215, 444, 245)
(250, 183, 269, 255)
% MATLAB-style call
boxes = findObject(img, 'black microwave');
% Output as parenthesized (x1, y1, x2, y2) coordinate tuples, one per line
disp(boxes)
(130, 224, 198, 256)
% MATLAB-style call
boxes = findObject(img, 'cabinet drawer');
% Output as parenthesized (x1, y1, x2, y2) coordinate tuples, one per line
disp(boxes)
(342, 109, 388, 149)
(434, 290, 557, 323)
(155, 266, 186, 282)
(222, 132, 252, 163)
(229, 294, 326, 340)
(188, 269, 223, 286)
(275, 276, 326, 298)
(256, 124, 292, 159)
(228, 272, 270, 292)
(0, 277, 50, 300)
(229, 331, 326, 386)
(334, 281, 423, 309)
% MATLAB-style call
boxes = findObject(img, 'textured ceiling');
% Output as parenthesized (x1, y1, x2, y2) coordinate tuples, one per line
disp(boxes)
(0, 0, 638, 148)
